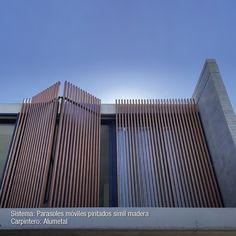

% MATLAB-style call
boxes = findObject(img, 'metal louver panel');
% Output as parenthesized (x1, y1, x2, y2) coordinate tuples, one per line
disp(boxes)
(0, 82, 60, 208)
(49, 81, 101, 207)
(116, 99, 222, 207)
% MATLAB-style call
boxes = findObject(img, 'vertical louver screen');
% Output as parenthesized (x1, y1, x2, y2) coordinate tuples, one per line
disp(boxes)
(49, 82, 101, 207)
(116, 99, 222, 207)
(0, 83, 60, 208)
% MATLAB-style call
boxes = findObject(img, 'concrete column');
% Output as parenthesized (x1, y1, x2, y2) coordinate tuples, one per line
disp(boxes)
(192, 59, 236, 207)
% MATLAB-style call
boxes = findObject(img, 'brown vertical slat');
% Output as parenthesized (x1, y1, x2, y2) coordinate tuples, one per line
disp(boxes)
(68, 86, 77, 206)
(87, 95, 94, 206)
(75, 91, 85, 207)
(84, 93, 91, 206)
(96, 97, 101, 207)
(63, 85, 74, 206)
(125, 100, 133, 206)
(132, 100, 140, 205)
(78, 91, 87, 206)
(119, 99, 126, 206)
(116, 100, 120, 205)
(88, 93, 95, 206)
(74, 89, 83, 206)
(70, 87, 80, 206)
(120, 100, 127, 205)
(129, 100, 139, 206)
(81, 91, 90, 206)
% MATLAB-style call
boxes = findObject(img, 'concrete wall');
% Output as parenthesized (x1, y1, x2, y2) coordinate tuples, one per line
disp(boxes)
(192, 59, 236, 207)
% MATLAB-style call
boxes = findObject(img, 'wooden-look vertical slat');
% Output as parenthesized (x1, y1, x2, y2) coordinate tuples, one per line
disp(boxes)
(180, 99, 200, 207)
(162, 99, 181, 207)
(133, 100, 143, 206)
(0, 83, 60, 208)
(18, 102, 45, 207)
(88, 97, 95, 206)
(116, 99, 222, 207)
(170, 99, 190, 207)
(0, 101, 29, 207)
(183, 99, 207, 206)
(79, 92, 87, 207)
(158, 99, 174, 207)
(177, 99, 197, 207)
(146, 100, 159, 206)
(175, 99, 194, 206)
(67, 86, 77, 206)
(74, 89, 83, 206)
(129, 100, 138, 206)
(48, 81, 101, 207)
(23, 102, 48, 207)
(149, 100, 164, 207)
(167, 99, 185, 207)
(141, 99, 153, 206)
(153, 100, 169, 207)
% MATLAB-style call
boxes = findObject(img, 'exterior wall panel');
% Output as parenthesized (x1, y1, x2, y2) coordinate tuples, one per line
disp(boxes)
(193, 59, 236, 207)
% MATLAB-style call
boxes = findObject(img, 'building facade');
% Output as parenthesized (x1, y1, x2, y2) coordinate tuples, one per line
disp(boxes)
(0, 59, 236, 212)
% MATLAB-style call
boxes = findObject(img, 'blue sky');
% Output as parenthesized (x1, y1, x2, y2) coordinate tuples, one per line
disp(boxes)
(0, 0, 235, 112)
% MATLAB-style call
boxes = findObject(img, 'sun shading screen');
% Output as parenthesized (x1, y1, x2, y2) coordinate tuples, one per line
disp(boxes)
(0, 82, 60, 208)
(116, 99, 222, 207)
(49, 82, 101, 207)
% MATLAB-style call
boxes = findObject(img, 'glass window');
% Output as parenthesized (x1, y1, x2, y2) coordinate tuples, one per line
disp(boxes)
(100, 118, 117, 207)
(0, 124, 15, 182)
(100, 125, 110, 206)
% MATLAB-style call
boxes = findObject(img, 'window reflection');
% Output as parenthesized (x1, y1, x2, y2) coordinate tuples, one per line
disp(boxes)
(0, 124, 15, 182)
(117, 126, 157, 207)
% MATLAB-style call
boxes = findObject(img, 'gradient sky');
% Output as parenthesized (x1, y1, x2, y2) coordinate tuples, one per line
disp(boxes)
(0, 0, 235, 112)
